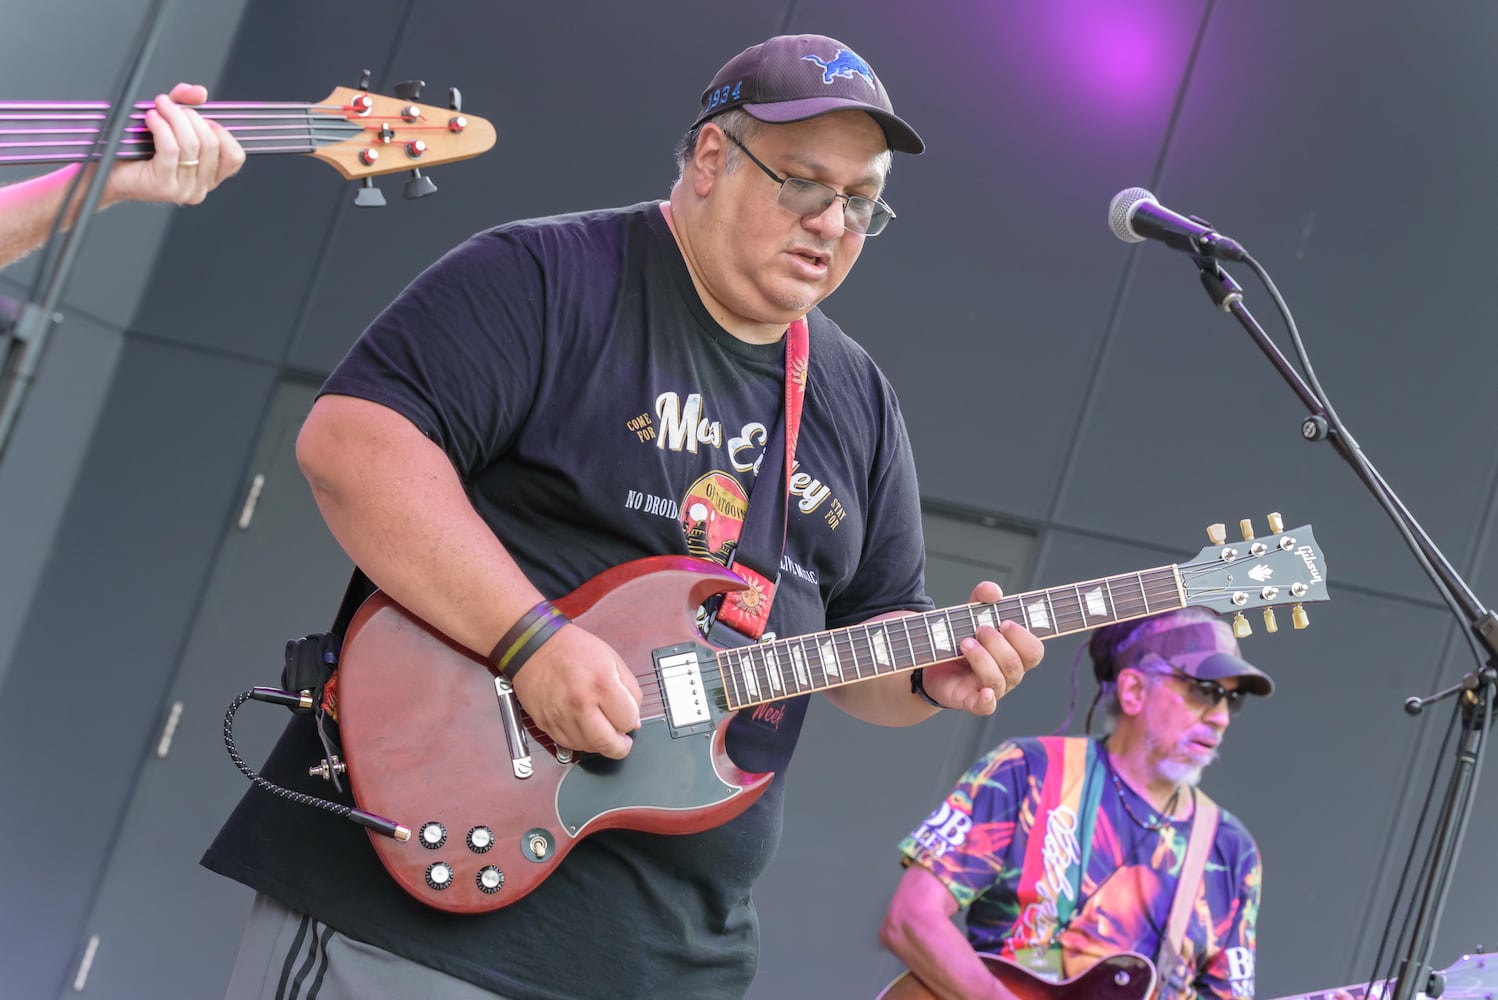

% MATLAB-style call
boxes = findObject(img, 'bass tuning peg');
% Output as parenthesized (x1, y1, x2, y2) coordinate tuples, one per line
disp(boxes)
(404, 169, 437, 200)
(355, 177, 386, 207)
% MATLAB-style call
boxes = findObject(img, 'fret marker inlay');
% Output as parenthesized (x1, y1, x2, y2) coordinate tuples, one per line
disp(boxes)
(819, 639, 841, 678)
(1084, 587, 1107, 619)
(1024, 599, 1051, 632)
(931, 619, 954, 654)
(765, 649, 784, 693)
(789, 645, 810, 686)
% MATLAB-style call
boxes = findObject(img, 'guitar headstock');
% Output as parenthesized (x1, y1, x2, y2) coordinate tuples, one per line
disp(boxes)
(307, 82, 497, 184)
(1179, 513, 1329, 638)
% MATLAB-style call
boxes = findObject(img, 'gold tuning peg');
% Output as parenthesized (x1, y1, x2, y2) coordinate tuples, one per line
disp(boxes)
(1232, 611, 1252, 639)
(1207, 523, 1227, 546)
(1262, 607, 1278, 633)
(1267, 512, 1284, 534)
(1292, 604, 1309, 629)
(1239, 518, 1255, 541)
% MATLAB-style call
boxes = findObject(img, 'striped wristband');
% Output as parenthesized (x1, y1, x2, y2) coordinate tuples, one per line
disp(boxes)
(489, 601, 569, 681)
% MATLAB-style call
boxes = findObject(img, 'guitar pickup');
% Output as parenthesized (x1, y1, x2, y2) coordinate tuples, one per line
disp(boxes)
(492, 676, 534, 779)
(653, 643, 714, 738)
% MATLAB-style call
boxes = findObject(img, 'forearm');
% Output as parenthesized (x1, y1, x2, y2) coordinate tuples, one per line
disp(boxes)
(822, 668, 937, 725)
(881, 908, 1012, 1000)
(0, 165, 115, 269)
(298, 396, 542, 657)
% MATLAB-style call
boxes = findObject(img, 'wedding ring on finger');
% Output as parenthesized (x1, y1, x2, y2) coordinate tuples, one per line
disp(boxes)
(178, 159, 200, 167)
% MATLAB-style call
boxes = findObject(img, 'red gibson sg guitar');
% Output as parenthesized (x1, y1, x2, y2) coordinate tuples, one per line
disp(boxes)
(327, 514, 1329, 915)
(0, 78, 496, 203)
(876, 948, 1497, 1000)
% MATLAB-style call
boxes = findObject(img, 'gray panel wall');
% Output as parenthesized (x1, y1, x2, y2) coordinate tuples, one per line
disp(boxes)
(3, 2, 1496, 997)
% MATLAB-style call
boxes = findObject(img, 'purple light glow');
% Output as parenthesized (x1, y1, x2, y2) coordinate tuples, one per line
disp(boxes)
(1046, 1, 1185, 124)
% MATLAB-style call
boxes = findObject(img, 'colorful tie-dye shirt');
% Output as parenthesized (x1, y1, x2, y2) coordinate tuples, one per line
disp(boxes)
(898, 736, 1260, 999)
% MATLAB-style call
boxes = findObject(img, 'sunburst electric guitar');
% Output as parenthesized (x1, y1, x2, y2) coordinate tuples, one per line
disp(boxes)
(333, 515, 1329, 914)
(877, 948, 1496, 1000)
(0, 79, 496, 203)
(876, 951, 1156, 1000)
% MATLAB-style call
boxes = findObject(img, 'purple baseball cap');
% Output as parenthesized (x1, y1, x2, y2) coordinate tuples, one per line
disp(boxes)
(691, 34, 925, 154)
(1109, 611, 1275, 698)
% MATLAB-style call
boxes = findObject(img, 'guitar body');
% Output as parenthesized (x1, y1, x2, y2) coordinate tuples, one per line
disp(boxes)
(337, 556, 772, 915)
(876, 951, 1157, 1000)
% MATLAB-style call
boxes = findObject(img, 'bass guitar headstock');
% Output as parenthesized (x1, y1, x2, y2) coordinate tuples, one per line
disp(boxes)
(308, 72, 497, 205)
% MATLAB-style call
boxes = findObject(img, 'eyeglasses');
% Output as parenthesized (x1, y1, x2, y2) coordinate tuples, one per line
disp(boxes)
(1161, 668, 1248, 715)
(718, 129, 896, 237)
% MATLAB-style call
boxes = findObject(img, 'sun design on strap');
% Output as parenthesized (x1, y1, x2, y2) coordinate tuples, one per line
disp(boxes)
(730, 577, 768, 617)
(790, 355, 809, 392)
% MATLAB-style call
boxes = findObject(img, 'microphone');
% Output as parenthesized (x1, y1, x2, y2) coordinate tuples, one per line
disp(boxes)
(1108, 187, 1248, 262)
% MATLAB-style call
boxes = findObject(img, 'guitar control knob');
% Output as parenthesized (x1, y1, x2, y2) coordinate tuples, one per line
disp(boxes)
(467, 826, 494, 853)
(476, 866, 505, 894)
(425, 862, 453, 890)
(418, 822, 447, 849)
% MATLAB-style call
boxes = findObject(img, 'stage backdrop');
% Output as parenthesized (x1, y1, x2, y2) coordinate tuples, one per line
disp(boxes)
(2, 2, 1495, 998)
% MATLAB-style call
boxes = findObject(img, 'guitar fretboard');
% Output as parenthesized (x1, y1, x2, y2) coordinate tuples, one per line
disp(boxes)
(717, 563, 1185, 710)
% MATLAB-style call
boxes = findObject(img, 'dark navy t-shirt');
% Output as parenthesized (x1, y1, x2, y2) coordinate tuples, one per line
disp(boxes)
(203, 203, 933, 998)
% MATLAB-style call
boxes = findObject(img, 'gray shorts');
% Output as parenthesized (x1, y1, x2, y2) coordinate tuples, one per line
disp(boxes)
(224, 893, 511, 1000)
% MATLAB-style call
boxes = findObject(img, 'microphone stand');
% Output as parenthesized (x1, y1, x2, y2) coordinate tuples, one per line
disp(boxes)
(0, 0, 173, 462)
(1192, 254, 1495, 1000)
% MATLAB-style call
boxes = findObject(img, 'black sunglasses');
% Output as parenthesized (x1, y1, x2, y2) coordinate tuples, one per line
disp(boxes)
(1162, 668, 1247, 715)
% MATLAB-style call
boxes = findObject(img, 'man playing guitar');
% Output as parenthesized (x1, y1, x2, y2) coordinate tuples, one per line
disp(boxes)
(881, 608, 1356, 1000)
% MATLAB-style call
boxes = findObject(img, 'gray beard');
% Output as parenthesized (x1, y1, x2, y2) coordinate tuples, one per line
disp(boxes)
(1146, 731, 1219, 789)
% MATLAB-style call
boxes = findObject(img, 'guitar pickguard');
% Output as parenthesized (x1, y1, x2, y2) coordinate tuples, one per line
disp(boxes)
(555, 719, 742, 835)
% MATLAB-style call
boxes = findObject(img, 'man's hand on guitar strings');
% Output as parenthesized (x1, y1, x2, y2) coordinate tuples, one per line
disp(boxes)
(512, 623, 644, 760)
(103, 83, 246, 207)
(920, 581, 1044, 715)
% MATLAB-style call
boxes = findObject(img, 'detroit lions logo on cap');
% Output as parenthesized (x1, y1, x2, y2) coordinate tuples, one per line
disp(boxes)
(803, 49, 875, 88)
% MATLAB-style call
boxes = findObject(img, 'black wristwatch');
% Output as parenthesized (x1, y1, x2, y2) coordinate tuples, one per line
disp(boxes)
(910, 668, 943, 709)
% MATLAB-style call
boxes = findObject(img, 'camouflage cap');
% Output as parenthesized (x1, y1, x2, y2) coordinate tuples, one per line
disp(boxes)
(1110, 611, 1275, 698)
(691, 33, 925, 154)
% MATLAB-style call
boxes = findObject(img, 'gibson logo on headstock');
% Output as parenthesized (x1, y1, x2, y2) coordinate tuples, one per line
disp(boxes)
(1296, 545, 1323, 583)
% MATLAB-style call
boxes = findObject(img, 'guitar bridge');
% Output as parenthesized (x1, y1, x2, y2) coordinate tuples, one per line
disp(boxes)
(492, 676, 533, 778)
(653, 643, 715, 738)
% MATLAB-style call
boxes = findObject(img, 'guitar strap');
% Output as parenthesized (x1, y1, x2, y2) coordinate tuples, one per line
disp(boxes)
(707, 315, 809, 644)
(1156, 789, 1221, 995)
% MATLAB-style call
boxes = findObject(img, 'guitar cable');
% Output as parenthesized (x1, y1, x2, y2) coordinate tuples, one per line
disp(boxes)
(222, 687, 411, 842)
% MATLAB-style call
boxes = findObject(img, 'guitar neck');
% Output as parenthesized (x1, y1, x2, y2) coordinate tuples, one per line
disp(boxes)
(716, 562, 1185, 710)
(0, 100, 365, 165)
